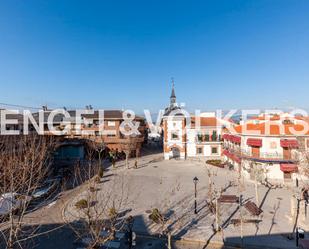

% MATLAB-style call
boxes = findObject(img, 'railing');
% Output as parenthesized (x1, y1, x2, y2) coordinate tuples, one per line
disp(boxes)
(224, 147, 298, 162)
(196, 138, 223, 143)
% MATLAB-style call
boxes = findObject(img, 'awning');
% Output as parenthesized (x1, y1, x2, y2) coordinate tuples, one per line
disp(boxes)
(247, 138, 262, 147)
(233, 154, 241, 164)
(223, 134, 241, 144)
(223, 150, 230, 156)
(222, 134, 229, 140)
(280, 163, 298, 173)
(280, 139, 299, 148)
(232, 135, 241, 144)
(223, 150, 241, 163)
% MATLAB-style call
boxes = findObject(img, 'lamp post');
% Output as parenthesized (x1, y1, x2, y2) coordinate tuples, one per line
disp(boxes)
(193, 176, 199, 214)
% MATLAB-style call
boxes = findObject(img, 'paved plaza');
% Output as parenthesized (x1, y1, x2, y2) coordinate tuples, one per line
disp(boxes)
(8, 152, 307, 249)
(60, 153, 308, 248)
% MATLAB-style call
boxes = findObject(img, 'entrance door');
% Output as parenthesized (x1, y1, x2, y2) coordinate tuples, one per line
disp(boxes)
(251, 146, 260, 158)
(283, 148, 291, 160)
(172, 147, 180, 159)
(284, 172, 292, 179)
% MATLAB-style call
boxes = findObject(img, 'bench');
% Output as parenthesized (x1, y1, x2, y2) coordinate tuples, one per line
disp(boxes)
(218, 195, 239, 203)
(230, 219, 262, 225)
(244, 201, 263, 216)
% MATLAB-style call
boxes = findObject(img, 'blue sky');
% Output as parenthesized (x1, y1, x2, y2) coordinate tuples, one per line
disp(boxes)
(0, 0, 308, 113)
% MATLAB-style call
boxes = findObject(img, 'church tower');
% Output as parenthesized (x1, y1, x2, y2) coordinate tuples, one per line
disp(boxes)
(163, 78, 186, 160)
(170, 79, 176, 108)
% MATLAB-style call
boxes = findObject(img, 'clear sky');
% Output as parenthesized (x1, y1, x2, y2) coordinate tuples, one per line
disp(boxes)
(0, 0, 308, 113)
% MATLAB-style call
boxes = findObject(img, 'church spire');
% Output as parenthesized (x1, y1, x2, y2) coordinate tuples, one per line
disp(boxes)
(170, 78, 176, 107)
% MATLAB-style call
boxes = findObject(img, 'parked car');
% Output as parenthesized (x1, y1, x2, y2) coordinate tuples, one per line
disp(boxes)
(31, 177, 61, 200)
(0, 193, 31, 220)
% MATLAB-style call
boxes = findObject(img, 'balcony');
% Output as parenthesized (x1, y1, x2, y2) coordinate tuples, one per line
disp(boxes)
(224, 147, 298, 163)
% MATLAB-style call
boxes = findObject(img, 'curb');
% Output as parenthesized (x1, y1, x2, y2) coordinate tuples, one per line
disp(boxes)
(135, 232, 297, 249)
(135, 232, 228, 248)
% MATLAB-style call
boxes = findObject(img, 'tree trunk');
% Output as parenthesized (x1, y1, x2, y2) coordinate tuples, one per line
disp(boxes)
(215, 198, 219, 231)
(98, 151, 104, 177)
(126, 151, 129, 169)
(255, 178, 259, 206)
(167, 232, 172, 249)
(239, 195, 243, 248)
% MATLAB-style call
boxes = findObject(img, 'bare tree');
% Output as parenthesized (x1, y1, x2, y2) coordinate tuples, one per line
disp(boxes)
(123, 137, 137, 170)
(148, 180, 193, 249)
(206, 167, 217, 214)
(86, 140, 105, 176)
(64, 147, 132, 249)
(249, 161, 267, 206)
(0, 135, 56, 249)
(296, 145, 309, 188)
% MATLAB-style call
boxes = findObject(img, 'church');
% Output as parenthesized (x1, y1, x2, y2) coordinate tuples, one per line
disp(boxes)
(162, 83, 228, 160)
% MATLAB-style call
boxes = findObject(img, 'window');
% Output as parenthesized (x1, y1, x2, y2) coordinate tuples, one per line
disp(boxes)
(211, 147, 218, 154)
(107, 121, 116, 126)
(211, 131, 217, 141)
(197, 133, 203, 142)
(171, 132, 179, 140)
(197, 147, 203, 155)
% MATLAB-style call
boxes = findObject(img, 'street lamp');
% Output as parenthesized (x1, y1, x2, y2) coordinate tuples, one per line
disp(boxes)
(193, 176, 199, 214)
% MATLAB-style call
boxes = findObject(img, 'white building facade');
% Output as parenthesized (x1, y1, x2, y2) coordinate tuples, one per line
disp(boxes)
(162, 85, 227, 160)
(223, 115, 309, 182)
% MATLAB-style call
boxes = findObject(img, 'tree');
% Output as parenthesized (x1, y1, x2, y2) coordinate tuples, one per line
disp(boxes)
(87, 140, 106, 176)
(296, 145, 309, 187)
(147, 180, 192, 249)
(249, 161, 266, 206)
(206, 167, 217, 213)
(0, 135, 56, 249)
(123, 137, 137, 170)
(64, 151, 131, 249)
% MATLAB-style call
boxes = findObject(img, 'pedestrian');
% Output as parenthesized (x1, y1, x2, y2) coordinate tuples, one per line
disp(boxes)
(134, 160, 138, 169)
(303, 188, 309, 205)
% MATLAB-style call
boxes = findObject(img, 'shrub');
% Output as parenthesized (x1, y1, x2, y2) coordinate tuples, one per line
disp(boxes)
(206, 160, 224, 168)
(148, 208, 163, 224)
(75, 199, 88, 209)
(108, 207, 118, 219)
